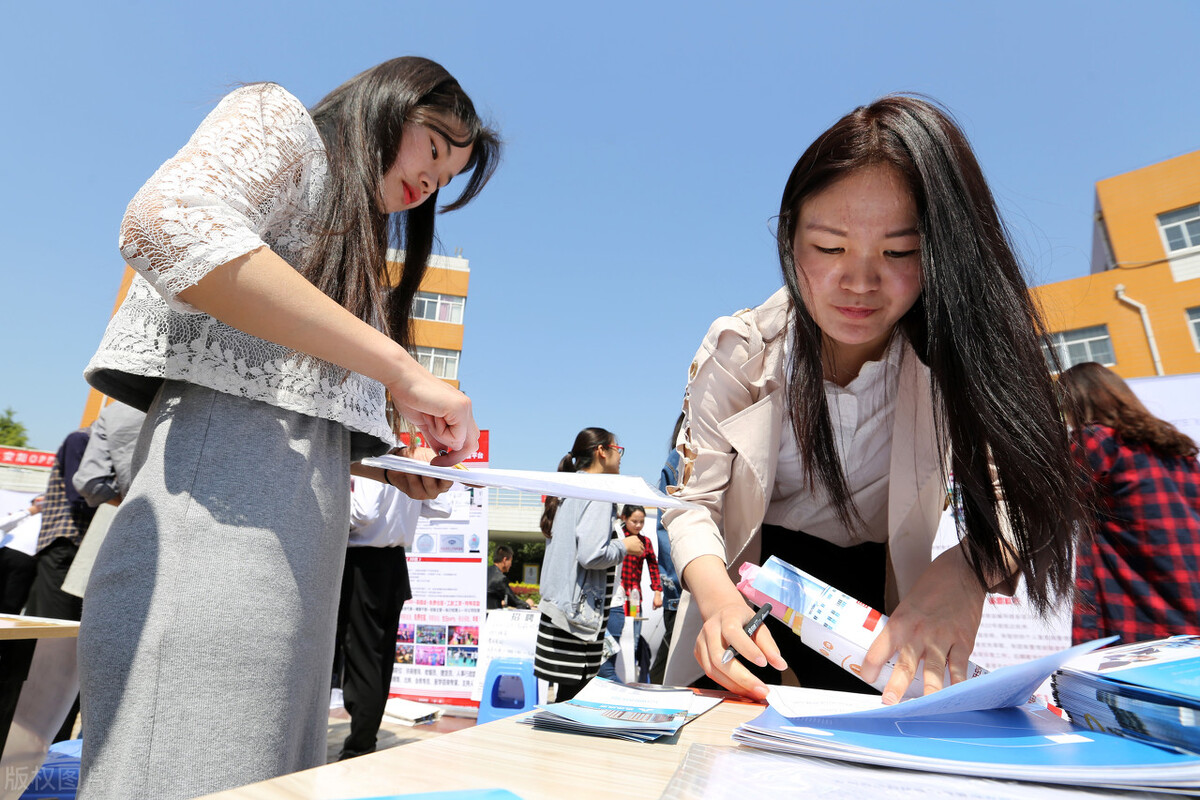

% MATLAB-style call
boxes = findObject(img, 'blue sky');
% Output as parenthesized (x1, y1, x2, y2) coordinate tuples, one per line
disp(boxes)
(2, 1, 1198, 485)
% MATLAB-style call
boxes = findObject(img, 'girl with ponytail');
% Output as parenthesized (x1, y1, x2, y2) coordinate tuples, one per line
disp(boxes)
(534, 427, 644, 700)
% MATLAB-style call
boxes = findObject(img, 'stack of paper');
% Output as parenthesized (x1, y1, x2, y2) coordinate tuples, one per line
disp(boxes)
(733, 639, 1200, 792)
(382, 697, 443, 726)
(521, 678, 722, 742)
(660, 743, 1145, 800)
(1052, 635, 1200, 755)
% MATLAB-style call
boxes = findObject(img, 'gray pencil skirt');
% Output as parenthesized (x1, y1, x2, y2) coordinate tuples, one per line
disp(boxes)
(77, 381, 356, 799)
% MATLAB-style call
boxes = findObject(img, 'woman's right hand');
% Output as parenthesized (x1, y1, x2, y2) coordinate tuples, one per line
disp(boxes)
(694, 598, 786, 700)
(622, 535, 645, 557)
(387, 368, 479, 466)
(684, 555, 787, 700)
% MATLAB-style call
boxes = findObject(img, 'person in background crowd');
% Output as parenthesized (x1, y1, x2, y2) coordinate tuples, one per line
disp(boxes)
(77, 55, 500, 799)
(26, 428, 94, 622)
(334, 453, 451, 761)
(25, 427, 95, 743)
(598, 504, 661, 682)
(663, 95, 1086, 703)
(1057, 361, 1200, 644)
(35, 400, 148, 746)
(0, 495, 43, 613)
(64, 399, 147, 599)
(535, 427, 643, 701)
(650, 413, 685, 685)
(487, 544, 534, 610)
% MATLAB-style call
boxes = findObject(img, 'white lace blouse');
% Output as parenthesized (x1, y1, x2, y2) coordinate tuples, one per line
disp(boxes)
(85, 83, 394, 457)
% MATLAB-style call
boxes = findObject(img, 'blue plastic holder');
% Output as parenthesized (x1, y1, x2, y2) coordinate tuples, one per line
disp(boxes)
(476, 657, 537, 726)
(19, 739, 81, 799)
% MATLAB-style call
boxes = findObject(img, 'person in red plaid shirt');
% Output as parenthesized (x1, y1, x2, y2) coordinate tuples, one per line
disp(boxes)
(1059, 362, 1200, 645)
(619, 505, 663, 616)
(597, 505, 663, 682)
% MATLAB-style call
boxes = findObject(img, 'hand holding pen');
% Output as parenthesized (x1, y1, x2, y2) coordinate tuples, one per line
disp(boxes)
(721, 602, 773, 665)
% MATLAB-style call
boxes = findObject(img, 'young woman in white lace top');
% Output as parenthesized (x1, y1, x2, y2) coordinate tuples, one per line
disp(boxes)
(76, 57, 500, 799)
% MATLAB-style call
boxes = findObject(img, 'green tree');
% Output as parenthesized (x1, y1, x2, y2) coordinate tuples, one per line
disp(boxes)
(0, 407, 29, 447)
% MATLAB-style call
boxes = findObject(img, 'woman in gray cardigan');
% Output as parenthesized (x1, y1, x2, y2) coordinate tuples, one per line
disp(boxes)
(535, 427, 644, 701)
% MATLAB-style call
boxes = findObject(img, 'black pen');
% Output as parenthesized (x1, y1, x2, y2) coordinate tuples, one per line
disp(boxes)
(721, 602, 773, 665)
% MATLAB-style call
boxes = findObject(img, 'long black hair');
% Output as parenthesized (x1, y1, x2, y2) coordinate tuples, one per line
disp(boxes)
(306, 56, 501, 349)
(540, 427, 616, 538)
(776, 94, 1082, 612)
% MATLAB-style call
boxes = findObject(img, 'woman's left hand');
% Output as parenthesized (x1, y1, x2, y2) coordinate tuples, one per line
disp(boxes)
(384, 469, 452, 500)
(860, 545, 986, 704)
(652, 591, 663, 610)
(350, 457, 451, 500)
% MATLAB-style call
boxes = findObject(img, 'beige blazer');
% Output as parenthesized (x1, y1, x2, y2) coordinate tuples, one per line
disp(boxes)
(662, 288, 949, 686)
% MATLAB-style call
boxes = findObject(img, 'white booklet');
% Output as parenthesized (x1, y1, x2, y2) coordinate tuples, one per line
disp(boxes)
(361, 455, 699, 509)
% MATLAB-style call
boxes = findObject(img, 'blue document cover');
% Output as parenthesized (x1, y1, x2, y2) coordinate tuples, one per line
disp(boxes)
(736, 703, 1200, 790)
(1062, 635, 1200, 701)
(754, 703, 1193, 767)
(1052, 635, 1200, 756)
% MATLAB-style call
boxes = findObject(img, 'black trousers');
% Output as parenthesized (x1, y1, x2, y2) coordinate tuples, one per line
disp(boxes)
(0, 547, 36, 614)
(334, 545, 411, 757)
(25, 539, 82, 621)
(698, 524, 887, 694)
(649, 606, 677, 685)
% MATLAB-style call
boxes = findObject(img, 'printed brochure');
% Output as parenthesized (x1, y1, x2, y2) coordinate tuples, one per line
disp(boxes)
(522, 677, 722, 742)
(741, 556, 986, 698)
(1053, 634, 1200, 755)
(731, 640, 1200, 792)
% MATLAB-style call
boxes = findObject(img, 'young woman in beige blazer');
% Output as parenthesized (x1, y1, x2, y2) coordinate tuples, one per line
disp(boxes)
(663, 96, 1085, 704)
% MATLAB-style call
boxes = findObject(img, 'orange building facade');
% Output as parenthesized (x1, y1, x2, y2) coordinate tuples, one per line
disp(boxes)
(388, 250, 470, 390)
(1032, 150, 1200, 378)
(82, 252, 471, 426)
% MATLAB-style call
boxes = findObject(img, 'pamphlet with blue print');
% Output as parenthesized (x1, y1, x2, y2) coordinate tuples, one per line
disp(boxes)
(734, 640, 1200, 792)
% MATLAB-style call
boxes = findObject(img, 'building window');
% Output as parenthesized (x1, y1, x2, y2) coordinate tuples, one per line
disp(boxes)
(1188, 307, 1200, 351)
(413, 346, 460, 380)
(1042, 325, 1116, 371)
(1159, 204, 1200, 253)
(412, 292, 465, 324)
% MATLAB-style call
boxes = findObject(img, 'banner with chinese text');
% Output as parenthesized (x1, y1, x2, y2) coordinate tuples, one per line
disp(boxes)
(390, 431, 490, 705)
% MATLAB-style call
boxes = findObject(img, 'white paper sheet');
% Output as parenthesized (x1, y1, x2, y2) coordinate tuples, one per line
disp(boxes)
(767, 637, 1115, 721)
(361, 455, 700, 509)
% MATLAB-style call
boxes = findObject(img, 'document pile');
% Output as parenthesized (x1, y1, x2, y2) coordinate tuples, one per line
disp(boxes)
(738, 556, 987, 699)
(1052, 634, 1200, 755)
(733, 637, 1200, 792)
(522, 678, 722, 742)
(382, 696, 443, 726)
